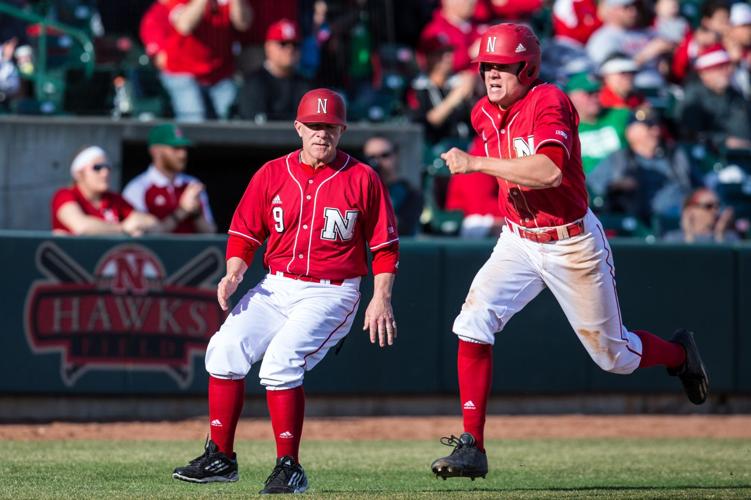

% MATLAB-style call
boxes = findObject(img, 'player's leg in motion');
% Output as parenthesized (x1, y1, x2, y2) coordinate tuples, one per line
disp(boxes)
(432, 231, 546, 479)
(541, 211, 708, 404)
(172, 277, 286, 483)
(256, 277, 361, 494)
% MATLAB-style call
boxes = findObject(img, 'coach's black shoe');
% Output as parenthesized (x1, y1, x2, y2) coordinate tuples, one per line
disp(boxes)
(172, 438, 239, 483)
(668, 329, 709, 405)
(259, 456, 308, 494)
(431, 432, 488, 480)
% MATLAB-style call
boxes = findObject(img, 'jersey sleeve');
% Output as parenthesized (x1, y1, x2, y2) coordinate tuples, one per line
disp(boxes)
(227, 165, 270, 249)
(121, 178, 147, 212)
(112, 193, 134, 220)
(532, 86, 576, 159)
(364, 167, 399, 253)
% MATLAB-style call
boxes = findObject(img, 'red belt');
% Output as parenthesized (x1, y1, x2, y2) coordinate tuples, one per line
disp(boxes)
(509, 219, 585, 243)
(272, 270, 344, 286)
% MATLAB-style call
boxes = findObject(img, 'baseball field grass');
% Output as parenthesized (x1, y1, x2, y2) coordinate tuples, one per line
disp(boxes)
(2, 438, 750, 499)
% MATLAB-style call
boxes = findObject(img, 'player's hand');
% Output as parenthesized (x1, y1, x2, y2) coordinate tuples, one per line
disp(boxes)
(441, 147, 474, 174)
(179, 182, 204, 214)
(121, 215, 145, 237)
(363, 295, 397, 347)
(217, 273, 243, 311)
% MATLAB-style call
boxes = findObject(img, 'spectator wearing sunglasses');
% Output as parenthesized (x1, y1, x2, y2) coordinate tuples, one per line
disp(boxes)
(123, 124, 216, 234)
(664, 187, 738, 243)
(237, 19, 313, 122)
(363, 136, 422, 236)
(51, 146, 170, 236)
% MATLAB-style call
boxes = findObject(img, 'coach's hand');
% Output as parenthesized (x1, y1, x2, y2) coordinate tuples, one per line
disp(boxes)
(217, 273, 243, 311)
(441, 147, 475, 174)
(364, 295, 397, 348)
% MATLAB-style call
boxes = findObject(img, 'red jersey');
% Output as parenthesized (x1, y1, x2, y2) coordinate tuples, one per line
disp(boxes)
(163, 0, 238, 84)
(599, 85, 645, 110)
(122, 165, 214, 234)
(140, 1, 172, 58)
(51, 186, 133, 233)
(471, 82, 588, 227)
(552, 0, 602, 46)
(419, 11, 482, 72)
(228, 150, 399, 281)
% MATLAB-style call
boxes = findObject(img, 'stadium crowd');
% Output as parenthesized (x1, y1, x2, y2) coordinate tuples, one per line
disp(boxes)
(2, 0, 751, 240)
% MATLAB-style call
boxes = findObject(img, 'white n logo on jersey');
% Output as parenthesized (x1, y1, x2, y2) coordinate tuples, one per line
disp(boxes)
(513, 135, 535, 157)
(321, 208, 359, 241)
(486, 36, 496, 53)
(317, 98, 328, 114)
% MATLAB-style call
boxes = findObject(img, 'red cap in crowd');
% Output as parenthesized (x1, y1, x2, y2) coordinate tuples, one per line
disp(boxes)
(694, 44, 731, 71)
(296, 88, 347, 127)
(266, 19, 301, 43)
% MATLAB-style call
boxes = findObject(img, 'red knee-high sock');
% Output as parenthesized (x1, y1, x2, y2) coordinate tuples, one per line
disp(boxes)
(208, 376, 245, 456)
(458, 340, 493, 452)
(267, 386, 305, 463)
(634, 330, 686, 369)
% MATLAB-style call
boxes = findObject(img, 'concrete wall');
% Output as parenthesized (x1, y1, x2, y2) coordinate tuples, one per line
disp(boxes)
(0, 116, 423, 230)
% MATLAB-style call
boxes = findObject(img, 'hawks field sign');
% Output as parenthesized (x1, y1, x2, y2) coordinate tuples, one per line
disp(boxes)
(24, 242, 226, 388)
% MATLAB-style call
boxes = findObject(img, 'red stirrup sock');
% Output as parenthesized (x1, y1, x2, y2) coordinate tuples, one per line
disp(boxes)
(267, 386, 305, 463)
(457, 339, 493, 452)
(634, 330, 686, 369)
(208, 376, 245, 456)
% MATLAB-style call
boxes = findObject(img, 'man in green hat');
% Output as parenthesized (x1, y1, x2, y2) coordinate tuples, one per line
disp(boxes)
(123, 123, 216, 233)
(564, 72, 630, 176)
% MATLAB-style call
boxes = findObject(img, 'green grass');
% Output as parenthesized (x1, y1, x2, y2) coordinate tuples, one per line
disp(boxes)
(0, 439, 749, 499)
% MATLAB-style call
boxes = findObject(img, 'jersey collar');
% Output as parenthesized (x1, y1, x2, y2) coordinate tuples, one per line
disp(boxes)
(293, 149, 346, 175)
(147, 164, 187, 187)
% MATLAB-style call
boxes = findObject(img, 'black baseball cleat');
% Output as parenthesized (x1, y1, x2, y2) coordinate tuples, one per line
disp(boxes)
(431, 432, 488, 480)
(259, 455, 309, 494)
(172, 438, 239, 483)
(668, 329, 709, 405)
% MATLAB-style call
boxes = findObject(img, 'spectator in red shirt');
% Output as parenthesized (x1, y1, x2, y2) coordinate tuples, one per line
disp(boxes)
(123, 124, 216, 234)
(474, 0, 543, 23)
(140, 0, 172, 71)
(552, 0, 602, 46)
(671, 0, 730, 84)
(159, 0, 252, 121)
(419, 0, 483, 73)
(444, 137, 504, 238)
(51, 146, 167, 235)
(598, 53, 646, 109)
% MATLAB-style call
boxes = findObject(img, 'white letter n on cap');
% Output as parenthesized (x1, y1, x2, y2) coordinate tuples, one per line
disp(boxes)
(486, 36, 496, 53)
(317, 98, 328, 114)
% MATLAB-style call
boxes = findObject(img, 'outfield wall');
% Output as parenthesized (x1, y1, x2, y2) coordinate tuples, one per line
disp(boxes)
(1, 232, 747, 405)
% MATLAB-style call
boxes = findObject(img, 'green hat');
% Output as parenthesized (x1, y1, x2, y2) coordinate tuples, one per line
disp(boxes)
(564, 73, 602, 93)
(148, 123, 193, 147)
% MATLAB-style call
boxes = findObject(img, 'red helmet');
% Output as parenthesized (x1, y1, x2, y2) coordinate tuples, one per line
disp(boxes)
(473, 23, 541, 86)
(296, 88, 347, 127)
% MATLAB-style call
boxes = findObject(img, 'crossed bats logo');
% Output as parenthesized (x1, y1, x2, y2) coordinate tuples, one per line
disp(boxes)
(23, 242, 226, 388)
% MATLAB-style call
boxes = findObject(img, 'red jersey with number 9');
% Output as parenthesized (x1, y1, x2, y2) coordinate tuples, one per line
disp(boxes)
(228, 150, 399, 281)
(471, 81, 588, 228)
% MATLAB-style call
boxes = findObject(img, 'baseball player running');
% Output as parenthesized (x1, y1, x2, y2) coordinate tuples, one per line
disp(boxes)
(172, 88, 399, 494)
(431, 23, 709, 481)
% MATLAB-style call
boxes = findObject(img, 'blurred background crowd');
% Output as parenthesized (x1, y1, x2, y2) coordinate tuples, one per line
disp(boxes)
(2, 0, 751, 242)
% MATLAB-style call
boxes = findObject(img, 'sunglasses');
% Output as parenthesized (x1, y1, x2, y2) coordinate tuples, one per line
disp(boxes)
(694, 201, 720, 210)
(92, 163, 111, 172)
(278, 41, 299, 49)
(366, 151, 394, 162)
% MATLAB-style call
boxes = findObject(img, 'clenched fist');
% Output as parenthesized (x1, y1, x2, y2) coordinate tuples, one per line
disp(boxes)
(440, 147, 475, 174)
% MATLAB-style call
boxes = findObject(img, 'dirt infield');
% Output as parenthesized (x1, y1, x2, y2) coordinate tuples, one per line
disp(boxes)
(2, 415, 750, 441)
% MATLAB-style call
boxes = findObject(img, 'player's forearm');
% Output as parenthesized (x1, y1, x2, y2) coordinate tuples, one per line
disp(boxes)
(225, 256, 248, 278)
(74, 218, 125, 235)
(229, 0, 252, 31)
(172, 0, 209, 35)
(372, 272, 395, 301)
(469, 154, 562, 189)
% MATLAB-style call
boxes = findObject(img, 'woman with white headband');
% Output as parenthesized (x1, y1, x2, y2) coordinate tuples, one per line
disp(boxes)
(51, 146, 172, 235)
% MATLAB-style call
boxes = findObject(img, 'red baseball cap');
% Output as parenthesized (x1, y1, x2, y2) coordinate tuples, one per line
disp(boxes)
(266, 19, 300, 43)
(694, 44, 731, 71)
(296, 88, 347, 127)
